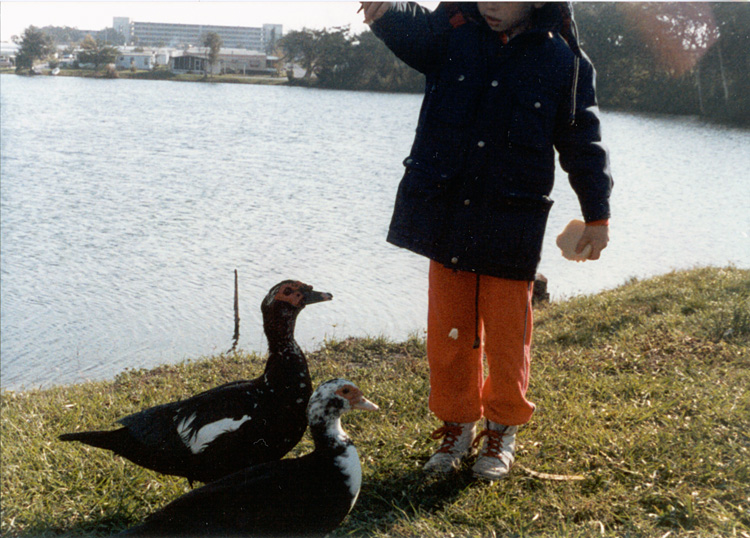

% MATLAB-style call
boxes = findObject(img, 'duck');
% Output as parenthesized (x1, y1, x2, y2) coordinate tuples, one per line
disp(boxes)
(117, 378, 378, 537)
(59, 280, 332, 485)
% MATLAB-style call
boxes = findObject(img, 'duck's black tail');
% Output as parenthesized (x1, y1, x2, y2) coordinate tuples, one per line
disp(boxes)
(58, 428, 186, 480)
(58, 427, 131, 451)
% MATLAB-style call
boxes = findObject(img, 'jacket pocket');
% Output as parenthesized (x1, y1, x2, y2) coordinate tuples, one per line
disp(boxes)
(476, 193, 554, 267)
(389, 158, 452, 246)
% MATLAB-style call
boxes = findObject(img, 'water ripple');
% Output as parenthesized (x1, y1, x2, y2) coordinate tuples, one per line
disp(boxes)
(1, 76, 749, 389)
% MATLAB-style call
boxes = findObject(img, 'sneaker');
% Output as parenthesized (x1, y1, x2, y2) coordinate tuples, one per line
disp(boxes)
(471, 420, 518, 481)
(423, 422, 477, 474)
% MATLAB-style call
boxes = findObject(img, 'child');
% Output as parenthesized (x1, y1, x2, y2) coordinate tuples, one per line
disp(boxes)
(361, 2, 613, 480)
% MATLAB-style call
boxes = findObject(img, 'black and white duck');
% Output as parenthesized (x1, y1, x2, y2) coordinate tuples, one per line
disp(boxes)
(118, 378, 378, 537)
(59, 280, 332, 485)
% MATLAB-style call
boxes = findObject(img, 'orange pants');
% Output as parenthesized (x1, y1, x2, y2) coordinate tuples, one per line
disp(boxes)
(427, 261, 535, 426)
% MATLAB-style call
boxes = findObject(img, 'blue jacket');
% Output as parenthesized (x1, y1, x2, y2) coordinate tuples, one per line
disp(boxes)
(372, 2, 613, 281)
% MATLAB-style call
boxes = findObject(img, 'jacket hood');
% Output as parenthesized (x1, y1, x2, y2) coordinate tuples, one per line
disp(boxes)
(441, 2, 584, 57)
(536, 2, 583, 56)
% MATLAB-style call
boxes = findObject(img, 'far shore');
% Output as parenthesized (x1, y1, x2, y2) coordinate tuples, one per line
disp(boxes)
(1, 66, 294, 86)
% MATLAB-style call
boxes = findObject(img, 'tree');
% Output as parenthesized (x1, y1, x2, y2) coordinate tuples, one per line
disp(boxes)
(349, 30, 424, 92)
(575, 3, 703, 115)
(38, 25, 86, 45)
(278, 29, 321, 80)
(574, 2, 749, 123)
(202, 31, 223, 77)
(701, 2, 750, 124)
(97, 27, 127, 46)
(77, 35, 119, 70)
(312, 28, 424, 92)
(14, 26, 54, 73)
(279, 24, 425, 91)
(310, 27, 354, 87)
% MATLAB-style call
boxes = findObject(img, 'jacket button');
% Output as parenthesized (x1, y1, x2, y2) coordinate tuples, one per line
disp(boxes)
(464, 199, 471, 206)
(477, 140, 485, 148)
(491, 80, 499, 87)
(457, 75, 465, 81)
(405, 158, 413, 164)
(451, 257, 459, 264)
(534, 102, 541, 109)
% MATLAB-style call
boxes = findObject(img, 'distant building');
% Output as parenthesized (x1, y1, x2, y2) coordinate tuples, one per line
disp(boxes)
(0, 42, 19, 68)
(169, 47, 277, 75)
(113, 17, 131, 42)
(263, 24, 283, 51)
(115, 51, 156, 71)
(114, 17, 282, 50)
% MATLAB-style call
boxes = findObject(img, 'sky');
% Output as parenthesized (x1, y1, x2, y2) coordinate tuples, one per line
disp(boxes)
(0, 1, 427, 42)
(0, 1, 709, 45)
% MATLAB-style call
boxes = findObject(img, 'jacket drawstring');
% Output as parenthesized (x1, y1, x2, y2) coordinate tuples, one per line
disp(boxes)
(569, 55, 580, 125)
(568, 15, 581, 125)
(473, 274, 481, 349)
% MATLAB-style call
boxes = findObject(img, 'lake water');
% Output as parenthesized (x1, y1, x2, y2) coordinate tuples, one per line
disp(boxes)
(1, 75, 748, 390)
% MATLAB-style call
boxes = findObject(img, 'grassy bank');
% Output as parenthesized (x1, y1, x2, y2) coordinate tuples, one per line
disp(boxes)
(2, 267, 749, 537)
(0, 68, 288, 86)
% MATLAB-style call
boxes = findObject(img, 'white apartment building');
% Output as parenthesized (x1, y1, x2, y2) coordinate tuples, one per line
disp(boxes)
(114, 18, 282, 51)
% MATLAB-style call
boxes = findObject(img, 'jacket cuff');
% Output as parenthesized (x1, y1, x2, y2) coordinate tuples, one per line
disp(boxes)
(585, 219, 609, 226)
(580, 198, 611, 225)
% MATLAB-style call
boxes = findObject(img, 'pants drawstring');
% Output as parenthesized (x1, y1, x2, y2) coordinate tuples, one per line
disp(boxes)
(473, 274, 481, 349)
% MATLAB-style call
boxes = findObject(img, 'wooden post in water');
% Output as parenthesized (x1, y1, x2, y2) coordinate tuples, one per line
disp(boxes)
(231, 269, 240, 353)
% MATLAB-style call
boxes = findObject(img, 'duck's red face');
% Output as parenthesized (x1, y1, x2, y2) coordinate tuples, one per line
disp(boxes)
(272, 281, 334, 308)
(274, 281, 308, 307)
(336, 384, 379, 411)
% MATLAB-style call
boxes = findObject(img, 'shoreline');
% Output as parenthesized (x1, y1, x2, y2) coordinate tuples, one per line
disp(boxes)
(2, 266, 747, 396)
(0, 66, 291, 86)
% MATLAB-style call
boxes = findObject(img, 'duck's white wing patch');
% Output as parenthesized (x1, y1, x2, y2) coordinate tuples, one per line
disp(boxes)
(334, 444, 362, 508)
(176, 414, 252, 455)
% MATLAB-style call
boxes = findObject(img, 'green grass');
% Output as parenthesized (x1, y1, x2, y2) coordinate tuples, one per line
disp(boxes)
(2, 267, 749, 537)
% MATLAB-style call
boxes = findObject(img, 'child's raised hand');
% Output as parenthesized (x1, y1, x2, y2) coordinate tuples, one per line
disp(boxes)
(359, 2, 392, 24)
(576, 224, 609, 261)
